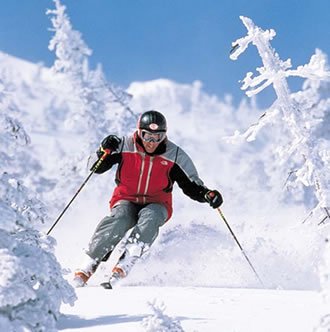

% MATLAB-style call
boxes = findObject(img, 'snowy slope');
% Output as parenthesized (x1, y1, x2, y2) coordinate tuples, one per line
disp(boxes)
(0, 52, 319, 291)
(57, 286, 321, 332)
(0, 51, 327, 331)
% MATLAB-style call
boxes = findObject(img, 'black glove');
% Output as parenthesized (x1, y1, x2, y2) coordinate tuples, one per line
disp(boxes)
(205, 190, 223, 208)
(101, 135, 121, 150)
(97, 135, 121, 158)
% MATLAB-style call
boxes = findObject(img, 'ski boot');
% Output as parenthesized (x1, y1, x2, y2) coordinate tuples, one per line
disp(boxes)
(73, 255, 99, 287)
(101, 242, 145, 289)
(101, 265, 126, 289)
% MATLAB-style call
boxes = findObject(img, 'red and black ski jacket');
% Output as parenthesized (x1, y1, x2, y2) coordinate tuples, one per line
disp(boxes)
(95, 132, 209, 220)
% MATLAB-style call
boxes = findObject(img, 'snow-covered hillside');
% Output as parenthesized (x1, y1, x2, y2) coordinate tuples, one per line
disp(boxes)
(0, 50, 322, 291)
(2, 3, 330, 331)
(0, 53, 326, 331)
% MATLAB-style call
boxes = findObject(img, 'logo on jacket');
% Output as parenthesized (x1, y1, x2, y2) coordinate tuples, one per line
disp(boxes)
(161, 160, 168, 165)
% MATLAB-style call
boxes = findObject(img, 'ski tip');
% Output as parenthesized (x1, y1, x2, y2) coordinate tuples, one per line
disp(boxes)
(100, 282, 113, 289)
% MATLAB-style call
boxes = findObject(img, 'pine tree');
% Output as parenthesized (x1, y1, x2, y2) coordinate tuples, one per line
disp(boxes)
(47, 0, 135, 143)
(0, 79, 76, 331)
(46, 0, 136, 215)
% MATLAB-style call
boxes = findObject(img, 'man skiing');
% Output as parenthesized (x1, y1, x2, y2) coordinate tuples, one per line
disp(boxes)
(73, 110, 223, 288)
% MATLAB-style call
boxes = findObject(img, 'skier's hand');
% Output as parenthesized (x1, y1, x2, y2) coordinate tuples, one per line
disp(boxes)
(101, 135, 121, 151)
(96, 135, 121, 158)
(205, 190, 223, 208)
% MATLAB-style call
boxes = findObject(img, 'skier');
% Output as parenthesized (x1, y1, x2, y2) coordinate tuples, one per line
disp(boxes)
(73, 110, 223, 287)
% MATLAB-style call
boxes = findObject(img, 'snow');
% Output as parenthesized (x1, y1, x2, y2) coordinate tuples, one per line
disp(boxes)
(1, 4, 330, 331)
(57, 286, 321, 332)
(52, 15, 328, 332)
(1, 48, 326, 330)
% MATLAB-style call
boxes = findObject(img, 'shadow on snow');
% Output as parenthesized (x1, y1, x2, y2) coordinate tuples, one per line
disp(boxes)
(57, 314, 146, 329)
(57, 313, 206, 330)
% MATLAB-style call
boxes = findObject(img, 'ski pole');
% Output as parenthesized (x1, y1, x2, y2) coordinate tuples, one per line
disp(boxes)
(46, 149, 111, 235)
(216, 207, 264, 287)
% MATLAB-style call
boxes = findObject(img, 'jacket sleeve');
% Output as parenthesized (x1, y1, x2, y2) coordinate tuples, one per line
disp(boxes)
(94, 153, 121, 174)
(92, 135, 123, 174)
(169, 147, 209, 202)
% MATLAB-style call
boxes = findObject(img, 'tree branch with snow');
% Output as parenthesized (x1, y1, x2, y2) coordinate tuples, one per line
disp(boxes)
(230, 16, 330, 223)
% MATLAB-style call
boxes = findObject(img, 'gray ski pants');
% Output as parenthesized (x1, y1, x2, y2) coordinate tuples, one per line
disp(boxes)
(86, 200, 168, 261)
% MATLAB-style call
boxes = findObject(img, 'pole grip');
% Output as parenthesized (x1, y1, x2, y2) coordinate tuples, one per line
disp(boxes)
(91, 148, 111, 172)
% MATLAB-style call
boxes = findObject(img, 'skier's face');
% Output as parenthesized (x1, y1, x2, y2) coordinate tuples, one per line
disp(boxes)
(139, 129, 166, 153)
(142, 140, 160, 153)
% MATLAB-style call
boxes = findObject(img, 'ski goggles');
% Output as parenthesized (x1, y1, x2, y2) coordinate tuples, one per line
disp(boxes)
(139, 129, 166, 143)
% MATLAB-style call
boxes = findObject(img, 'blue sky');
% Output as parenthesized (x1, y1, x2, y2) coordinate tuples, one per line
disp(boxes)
(0, 0, 329, 106)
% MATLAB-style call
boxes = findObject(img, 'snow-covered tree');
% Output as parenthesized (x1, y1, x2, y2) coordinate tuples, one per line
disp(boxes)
(142, 300, 184, 332)
(229, 16, 330, 330)
(229, 16, 330, 222)
(0, 70, 50, 194)
(47, 0, 135, 145)
(46, 0, 137, 218)
(0, 79, 76, 331)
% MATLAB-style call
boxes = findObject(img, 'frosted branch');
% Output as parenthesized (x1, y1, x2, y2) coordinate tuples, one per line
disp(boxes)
(287, 49, 330, 81)
(225, 107, 280, 143)
(230, 16, 276, 62)
(230, 16, 330, 221)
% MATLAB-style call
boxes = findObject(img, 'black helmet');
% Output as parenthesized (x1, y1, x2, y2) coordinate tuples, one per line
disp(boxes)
(137, 110, 167, 143)
(138, 110, 167, 132)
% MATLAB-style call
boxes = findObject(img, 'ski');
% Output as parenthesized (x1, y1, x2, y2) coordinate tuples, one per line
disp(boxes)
(100, 281, 113, 289)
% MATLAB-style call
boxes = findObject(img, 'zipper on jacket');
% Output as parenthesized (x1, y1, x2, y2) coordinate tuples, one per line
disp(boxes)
(143, 156, 154, 203)
(136, 153, 146, 203)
